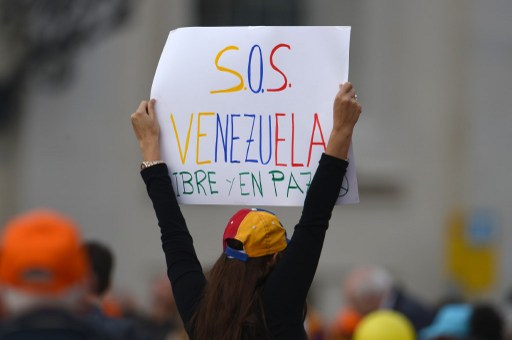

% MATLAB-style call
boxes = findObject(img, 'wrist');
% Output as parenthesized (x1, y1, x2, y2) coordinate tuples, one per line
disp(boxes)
(142, 151, 161, 162)
(139, 140, 161, 161)
(326, 132, 351, 160)
(140, 160, 165, 170)
(330, 126, 353, 139)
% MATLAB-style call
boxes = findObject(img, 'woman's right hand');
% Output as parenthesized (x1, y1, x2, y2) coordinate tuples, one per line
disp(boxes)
(325, 82, 362, 160)
(130, 99, 161, 161)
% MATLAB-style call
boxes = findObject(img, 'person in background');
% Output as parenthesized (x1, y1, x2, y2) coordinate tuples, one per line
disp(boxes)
(85, 240, 137, 339)
(338, 265, 434, 332)
(0, 209, 110, 339)
(306, 306, 327, 340)
(328, 306, 362, 340)
(467, 303, 504, 340)
(130, 82, 361, 339)
(129, 274, 186, 340)
(419, 304, 472, 340)
(502, 289, 512, 340)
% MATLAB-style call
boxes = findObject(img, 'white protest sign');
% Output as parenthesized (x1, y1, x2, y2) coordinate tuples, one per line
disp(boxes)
(151, 26, 358, 206)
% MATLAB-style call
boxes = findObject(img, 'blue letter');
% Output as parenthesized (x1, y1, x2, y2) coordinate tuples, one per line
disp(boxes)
(230, 114, 241, 163)
(244, 114, 257, 163)
(260, 114, 272, 165)
(215, 114, 229, 163)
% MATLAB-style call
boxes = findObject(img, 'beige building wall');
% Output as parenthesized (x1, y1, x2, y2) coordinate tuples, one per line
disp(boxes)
(1, 0, 511, 319)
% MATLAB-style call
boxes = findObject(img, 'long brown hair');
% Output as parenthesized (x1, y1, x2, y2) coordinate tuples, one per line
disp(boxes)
(190, 241, 279, 340)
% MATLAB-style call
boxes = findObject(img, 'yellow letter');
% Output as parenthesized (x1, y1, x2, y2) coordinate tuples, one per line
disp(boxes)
(196, 112, 215, 165)
(170, 113, 194, 164)
(210, 46, 244, 94)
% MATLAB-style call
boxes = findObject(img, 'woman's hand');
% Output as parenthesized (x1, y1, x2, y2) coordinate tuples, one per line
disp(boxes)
(130, 99, 161, 161)
(326, 82, 362, 160)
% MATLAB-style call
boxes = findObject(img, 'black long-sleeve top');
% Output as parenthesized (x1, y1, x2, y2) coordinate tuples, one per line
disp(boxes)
(141, 153, 348, 339)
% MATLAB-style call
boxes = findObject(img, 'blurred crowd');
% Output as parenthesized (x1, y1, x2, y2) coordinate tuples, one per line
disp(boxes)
(0, 209, 186, 339)
(307, 265, 507, 340)
(0, 208, 508, 339)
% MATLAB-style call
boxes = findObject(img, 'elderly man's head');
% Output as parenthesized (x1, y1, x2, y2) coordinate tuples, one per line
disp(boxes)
(0, 209, 90, 315)
(343, 266, 394, 315)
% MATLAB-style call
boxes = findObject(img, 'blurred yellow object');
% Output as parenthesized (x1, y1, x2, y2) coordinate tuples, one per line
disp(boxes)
(353, 310, 414, 340)
(446, 209, 497, 294)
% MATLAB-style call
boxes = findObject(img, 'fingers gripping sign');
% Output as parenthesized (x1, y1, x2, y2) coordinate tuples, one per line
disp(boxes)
(326, 82, 362, 160)
(131, 99, 161, 161)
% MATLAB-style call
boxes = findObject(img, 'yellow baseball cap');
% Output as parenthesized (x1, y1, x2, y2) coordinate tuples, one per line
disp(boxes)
(223, 208, 288, 261)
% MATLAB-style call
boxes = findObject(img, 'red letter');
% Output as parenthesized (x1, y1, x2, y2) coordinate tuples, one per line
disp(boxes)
(307, 113, 327, 166)
(291, 113, 303, 167)
(275, 113, 287, 166)
(267, 44, 291, 92)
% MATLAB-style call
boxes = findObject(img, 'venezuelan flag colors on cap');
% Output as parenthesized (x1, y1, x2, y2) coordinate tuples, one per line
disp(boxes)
(223, 208, 288, 261)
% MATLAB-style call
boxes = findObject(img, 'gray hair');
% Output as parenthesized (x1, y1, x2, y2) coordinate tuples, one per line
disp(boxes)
(353, 266, 394, 298)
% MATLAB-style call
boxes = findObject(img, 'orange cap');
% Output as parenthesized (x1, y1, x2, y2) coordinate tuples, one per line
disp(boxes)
(0, 209, 89, 294)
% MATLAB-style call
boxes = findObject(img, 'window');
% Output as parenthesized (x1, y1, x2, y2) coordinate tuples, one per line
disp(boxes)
(198, 0, 302, 26)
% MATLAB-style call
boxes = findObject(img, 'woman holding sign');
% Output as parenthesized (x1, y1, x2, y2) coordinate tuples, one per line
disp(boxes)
(131, 82, 361, 339)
